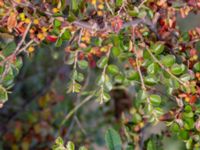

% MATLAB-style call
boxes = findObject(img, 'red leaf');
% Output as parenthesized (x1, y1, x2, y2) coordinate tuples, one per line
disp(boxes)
(46, 35, 58, 42)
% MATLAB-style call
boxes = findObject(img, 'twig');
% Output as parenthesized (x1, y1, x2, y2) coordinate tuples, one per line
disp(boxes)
(0, 63, 10, 83)
(134, 45, 158, 121)
(78, 28, 83, 45)
(72, 17, 154, 32)
(105, 0, 114, 15)
(122, 19, 143, 29)
(138, 0, 147, 8)
(99, 49, 111, 104)
(136, 58, 146, 91)
(0, 40, 34, 67)
(72, 51, 78, 93)
(146, 49, 187, 87)
(14, 22, 32, 55)
(64, 118, 76, 139)
(64, 68, 91, 139)
(0, 23, 33, 66)
(16, 39, 34, 55)
(135, 55, 151, 105)
(60, 94, 94, 127)
(74, 116, 87, 136)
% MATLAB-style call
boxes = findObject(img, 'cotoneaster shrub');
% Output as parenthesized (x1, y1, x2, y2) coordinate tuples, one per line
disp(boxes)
(0, 0, 200, 149)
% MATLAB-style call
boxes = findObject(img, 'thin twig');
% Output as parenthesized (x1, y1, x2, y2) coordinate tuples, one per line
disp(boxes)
(64, 68, 91, 139)
(146, 49, 187, 87)
(72, 51, 78, 93)
(72, 17, 153, 32)
(0, 23, 33, 66)
(74, 116, 87, 136)
(14, 22, 32, 55)
(136, 58, 146, 91)
(105, 0, 114, 15)
(60, 94, 94, 127)
(138, 0, 147, 8)
(134, 45, 158, 121)
(99, 49, 111, 104)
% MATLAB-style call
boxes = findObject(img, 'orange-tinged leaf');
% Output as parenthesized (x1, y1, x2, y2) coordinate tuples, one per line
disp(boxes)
(189, 95, 197, 104)
(0, 0, 4, 6)
(7, 12, 17, 32)
(15, 22, 26, 34)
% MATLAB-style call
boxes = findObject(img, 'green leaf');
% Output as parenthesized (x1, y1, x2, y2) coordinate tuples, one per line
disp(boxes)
(161, 55, 175, 67)
(132, 113, 142, 123)
(170, 123, 180, 132)
(154, 107, 164, 115)
(171, 64, 185, 75)
(97, 75, 105, 85)
(151, 42, 164, 55)
(14, 57, 23, 70)
(112, 47, 121, 57)
(79, 146, 88, 150)
(66, 53, 75, 65)
(184, 118, 194, 130)
(116, 0, 123, 7)
(107, 65, 119, 75)
(139, 90, 148, 100)
(67, 11, 77, 22)
(126, 70, 139, 81)
(185, 105, 192, 112)
(91, 37, 102, 46)
(67, 81, 82, 93)
(114, 74, 125, 84)
(78, 60, 88, 70)
(76, 73, 84, 82)
(194, 62, 200, 72)
(186, 138, 193, 149)
(0, 85, 8, 103)
(104, 77, 113, 91)
(61, 30, 71, 40)
(67, 141, 75, 150)
(147, 140, 156, 150)
(183, 112, 194, 118)
(126, 144, 135, 150)
(147, 63, 159, 75)
(55, 38, 63, 47)
(55, 137, 63, 145)
(103, 92, 111, 102)
(150, 94, 161, 106)
(180, 74, 191, 82)
(105, 128, 122, 150)
(54, 19, 62, 28)
(144, 76, 158, 85)
(138, 9, 147, 18)
(97, 56, 108, 69)
(182, 32, 190, 42)
(128, 10, 138, 17)
(147, 9, 154, 19)
(3, 41, 16, 56)
(178, 130, 189, 140)
(2, 68, 14, 87)
(71, 0, 78, 11)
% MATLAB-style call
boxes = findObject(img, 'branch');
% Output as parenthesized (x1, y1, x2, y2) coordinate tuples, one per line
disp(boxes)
(0, 40, 34, 66)
(0, 22, 33, 66)
(72, 17, 156, 33)
(146, 49, 187, 87)
(14, 22, 32, 55)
